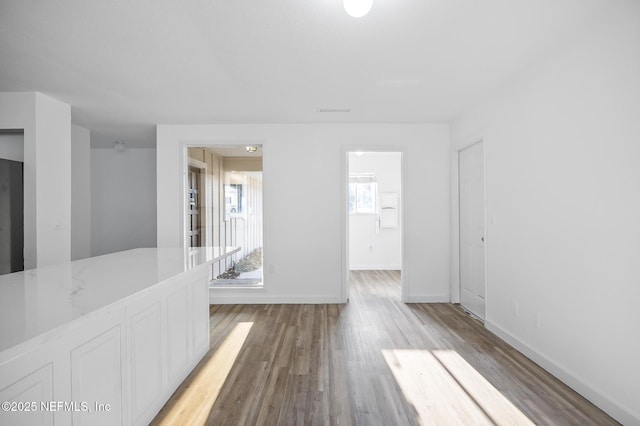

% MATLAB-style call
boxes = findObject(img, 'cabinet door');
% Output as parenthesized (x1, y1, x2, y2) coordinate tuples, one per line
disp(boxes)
(0, 363, 53, 426)
(192, 278, 210, 356)
(128, 301, 163, 425)
(167, 271, 209, 384)
(71, 326, 122, 426)
(167, 282, 190, 382)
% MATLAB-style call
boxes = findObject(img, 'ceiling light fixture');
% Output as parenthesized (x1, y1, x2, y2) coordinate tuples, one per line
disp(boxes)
(245, 146, 258, 153)
(114, 140, 125, 152)
(343, 0, 373, 18)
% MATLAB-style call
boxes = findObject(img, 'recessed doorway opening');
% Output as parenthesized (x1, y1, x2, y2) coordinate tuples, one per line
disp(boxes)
(0, 129, 25, 276)
(185, 145, 264, 288)
(344, 150, 405, 302)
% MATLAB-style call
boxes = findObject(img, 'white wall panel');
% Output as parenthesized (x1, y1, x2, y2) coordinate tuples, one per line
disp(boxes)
(157, 124, 450, 303)
(0, 92, 71, 269)
(0, 132, 23, 162)
(91, 148, 157, 256)
(71, 124, 91, 261)
(451, 3, 640, 423)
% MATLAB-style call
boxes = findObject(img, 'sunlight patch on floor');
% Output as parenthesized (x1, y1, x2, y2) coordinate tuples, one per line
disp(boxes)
(153, 322, 253, 425)
(382, 349, 534, 425)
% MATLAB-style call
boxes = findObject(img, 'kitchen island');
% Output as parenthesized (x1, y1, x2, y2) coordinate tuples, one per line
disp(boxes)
(0, 246, 239, 426)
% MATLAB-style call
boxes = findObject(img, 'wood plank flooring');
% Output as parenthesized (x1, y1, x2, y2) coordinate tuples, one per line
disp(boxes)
(152, 270, 618, 425)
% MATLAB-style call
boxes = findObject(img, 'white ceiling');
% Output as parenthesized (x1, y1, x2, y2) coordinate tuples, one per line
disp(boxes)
(0, 0, 616, 148)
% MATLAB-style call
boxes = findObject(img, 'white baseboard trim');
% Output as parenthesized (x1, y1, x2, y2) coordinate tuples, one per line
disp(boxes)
(210, 293, 344, 304)
(211, 292, 450, 304)
(349, 265, 402, 270)
(485, 320, 640, 426)
(404, 294, 450, 303)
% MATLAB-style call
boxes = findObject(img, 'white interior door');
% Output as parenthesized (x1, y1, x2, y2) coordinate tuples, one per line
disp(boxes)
(459, 142, 486, 319)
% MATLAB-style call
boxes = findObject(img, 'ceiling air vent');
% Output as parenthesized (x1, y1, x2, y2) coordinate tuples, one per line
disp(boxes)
(317, 107, 350, 113)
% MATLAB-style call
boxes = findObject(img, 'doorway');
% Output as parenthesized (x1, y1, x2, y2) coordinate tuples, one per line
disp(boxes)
(185, 145, 264, 288)
(0, 159, 24, 275)
(344, 150, 404, 302)
(458, 141, 486, 319)
(0, 129, 25, 275)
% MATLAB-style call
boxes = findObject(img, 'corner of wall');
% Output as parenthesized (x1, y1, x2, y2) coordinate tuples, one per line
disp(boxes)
(71, 124, 91, 260)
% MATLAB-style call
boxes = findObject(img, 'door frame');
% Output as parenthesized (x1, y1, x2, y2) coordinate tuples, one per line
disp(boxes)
(180, 142, 265, 249)
(455, 139, 488, 319)
(341, 145, 407, 303)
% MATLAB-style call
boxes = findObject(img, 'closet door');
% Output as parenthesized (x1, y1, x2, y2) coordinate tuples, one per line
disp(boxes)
(459, 142, 486, 320)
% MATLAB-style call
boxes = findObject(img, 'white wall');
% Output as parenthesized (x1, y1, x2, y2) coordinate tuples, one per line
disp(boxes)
(451, 3, 640, 424)
(91, 148, 157, 256)
(349, 152, 402, 270)
(35, 94, 72, 268)
(0, 92, 71, 269)
(71, 124, 91, 260)
(0, 132, 24, 162)
(0, 93, 38, 270)
(157, 124, 450, 303)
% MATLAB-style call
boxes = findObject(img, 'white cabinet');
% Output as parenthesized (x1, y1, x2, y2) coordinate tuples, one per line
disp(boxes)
(128, 301, 164, 424)
(192, 275, 210, 357)
(0, 363, 54, 426)
(166, 283, 190, 383)
(71, 326, 122, 426)
(0, 265, 210, 426)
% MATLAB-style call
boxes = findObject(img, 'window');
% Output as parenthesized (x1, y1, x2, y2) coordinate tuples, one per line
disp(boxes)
(349, 174, 377, 214)
(224, 183, 243, 216)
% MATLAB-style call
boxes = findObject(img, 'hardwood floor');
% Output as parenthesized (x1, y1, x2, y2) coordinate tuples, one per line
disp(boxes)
(152, 270, 618, 425)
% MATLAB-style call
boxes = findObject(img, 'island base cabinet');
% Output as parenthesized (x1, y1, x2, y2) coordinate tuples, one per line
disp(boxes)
(0, 266, 210, 426)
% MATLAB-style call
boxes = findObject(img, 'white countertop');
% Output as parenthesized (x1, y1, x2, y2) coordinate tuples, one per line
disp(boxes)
(0, 246, 240, 354)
